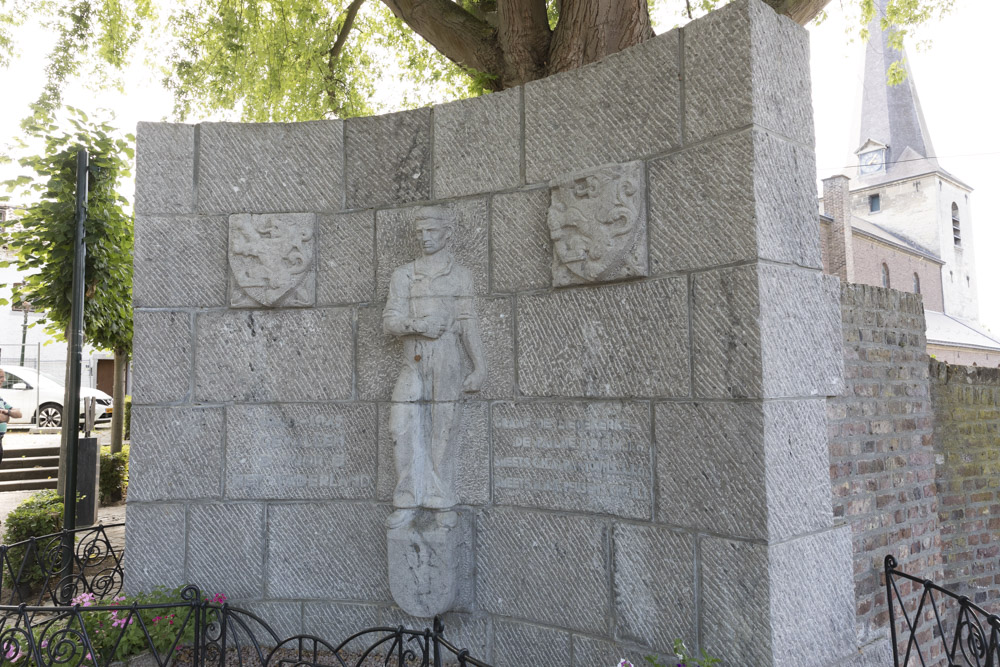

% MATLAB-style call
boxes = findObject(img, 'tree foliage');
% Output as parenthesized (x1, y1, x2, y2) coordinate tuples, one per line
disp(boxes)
(1, 106, 134, 357)
(0, 0, 959, 125)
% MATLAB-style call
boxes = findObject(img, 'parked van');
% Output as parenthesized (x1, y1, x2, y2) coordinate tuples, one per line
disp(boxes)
(0, 365, 113, 428)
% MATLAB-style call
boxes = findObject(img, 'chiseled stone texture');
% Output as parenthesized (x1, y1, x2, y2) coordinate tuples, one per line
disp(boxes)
(195, 308, 353, 403)
(199, 121, 343, 213)
(759, 267, 844, 398)
(132, 311, 191, 404)
(226, 403, 376, 500)
(492, 619, 571, 667)
(433, 88, 521, 198)
(684, 0, 813, 146)
(188, 503, 265, 600)
(228, 212, 316, 308)
(135, 122, 195, 215)
(570, 635, 672, 667)
(230, 601, 302, 639)
(376, 402, 489, 506)
(517, 279, 689, 398)
(490, 187, 552, 293)
(656, 402, 767, 538)
(133, 215, 228, 308)
(769, 528, 855, 667)
(524, 29, 679, 182)
(492, 401, 652, 519)
(128, 406, 224, 501)
(302, 602, 381, 652)
(345, 108, 430, 208)
(648, 129, 819, 273)
(317, 211, 375, 305)
(375, 199, 489, 301)
(691, 265, 762, 399)
(700, 537, 772, 666)
(123, 503, 186, 594)
(267, 503, 391, 601)
(478, 509, 609, 634)
(359, 297, 512, 401)
(613, 524, 696, 651)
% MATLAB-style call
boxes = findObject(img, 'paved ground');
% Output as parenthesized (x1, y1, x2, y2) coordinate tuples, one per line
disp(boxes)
(0, 429, 127, 546)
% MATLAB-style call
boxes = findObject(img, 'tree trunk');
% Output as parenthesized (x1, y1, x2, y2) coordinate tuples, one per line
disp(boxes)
(547, 0, 653, 75)
(110, 349, 127, 454)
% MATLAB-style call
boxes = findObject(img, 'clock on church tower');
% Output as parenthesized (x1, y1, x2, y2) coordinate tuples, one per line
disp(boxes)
(859, 148, 885, 175)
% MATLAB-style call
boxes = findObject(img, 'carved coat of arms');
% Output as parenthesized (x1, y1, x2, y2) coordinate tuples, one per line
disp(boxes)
(547, 161, 648, 286)
(229, 213, 316, 308)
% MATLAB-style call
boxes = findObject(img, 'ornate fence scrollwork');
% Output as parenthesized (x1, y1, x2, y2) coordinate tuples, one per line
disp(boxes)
(885, 554, 1000, 667)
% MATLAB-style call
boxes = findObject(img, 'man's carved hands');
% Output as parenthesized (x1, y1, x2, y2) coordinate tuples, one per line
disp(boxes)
(409, 316, 448, 339)
(463, 368, 485, 393)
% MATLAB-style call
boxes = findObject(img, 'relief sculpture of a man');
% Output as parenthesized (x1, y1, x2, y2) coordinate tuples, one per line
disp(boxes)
(383, 205, 486, 516)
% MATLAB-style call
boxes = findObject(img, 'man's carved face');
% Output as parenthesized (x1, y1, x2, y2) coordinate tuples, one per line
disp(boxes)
(415, 217, 453, 255)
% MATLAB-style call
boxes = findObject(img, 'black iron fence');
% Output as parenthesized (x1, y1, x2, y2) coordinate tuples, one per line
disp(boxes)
(885, 554, 1000, 667)
(0, 525, 492, 667)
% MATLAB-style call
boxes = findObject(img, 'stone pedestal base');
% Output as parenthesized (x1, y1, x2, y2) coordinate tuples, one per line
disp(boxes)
(387, 509, 464, 618)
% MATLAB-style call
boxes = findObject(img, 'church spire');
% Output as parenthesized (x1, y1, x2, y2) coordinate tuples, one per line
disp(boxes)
(857, 0, 938, 181)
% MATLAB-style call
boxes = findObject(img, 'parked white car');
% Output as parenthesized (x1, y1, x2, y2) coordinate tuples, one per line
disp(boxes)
(0, 365, 113, 428)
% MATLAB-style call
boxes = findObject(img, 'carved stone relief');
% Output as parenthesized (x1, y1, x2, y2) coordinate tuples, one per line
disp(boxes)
(229, 213, 316, 308)
(547, 161, 648, 286)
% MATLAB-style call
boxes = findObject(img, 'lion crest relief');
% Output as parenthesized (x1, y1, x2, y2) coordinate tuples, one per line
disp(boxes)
(228, 213, 316, 308)
(547, 161, 648, 287)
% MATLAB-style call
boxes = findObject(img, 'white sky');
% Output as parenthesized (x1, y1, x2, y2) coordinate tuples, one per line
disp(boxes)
(1, 0, 998, 333)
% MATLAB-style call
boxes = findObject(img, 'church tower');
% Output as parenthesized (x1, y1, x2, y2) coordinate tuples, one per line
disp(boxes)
(849, 0, 979, 321)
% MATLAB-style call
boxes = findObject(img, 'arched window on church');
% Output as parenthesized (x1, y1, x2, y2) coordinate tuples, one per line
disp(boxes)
(952, 203, 961, 246)
(881, 263, 890, 289)
(913, 273, 920, 294)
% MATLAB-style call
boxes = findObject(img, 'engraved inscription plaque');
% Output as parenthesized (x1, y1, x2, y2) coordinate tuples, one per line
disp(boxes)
(547, 161, 648, 286)
(493, 402, 652, 518)
(229, 212, 316, 307)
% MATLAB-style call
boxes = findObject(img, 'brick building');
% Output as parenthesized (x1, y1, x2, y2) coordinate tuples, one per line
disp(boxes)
(819, 0, 1000, 367)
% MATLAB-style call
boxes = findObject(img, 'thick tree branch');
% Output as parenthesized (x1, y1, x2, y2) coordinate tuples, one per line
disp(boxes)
(330, 0, 366, 63)
(497, 0, 551, 86)
(378, 0, 503, 77)
(547, 0, 653, 75)
(764, 0, 831, 25)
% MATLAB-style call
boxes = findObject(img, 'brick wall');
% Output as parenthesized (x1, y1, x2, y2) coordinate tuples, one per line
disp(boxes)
(829, 284, 942, 645)
(931, 360, 1000, 613)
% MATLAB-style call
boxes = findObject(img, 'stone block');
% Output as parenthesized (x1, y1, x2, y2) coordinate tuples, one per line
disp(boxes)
(226, 403, 376, 500)
(700, 536, 772, 666)
(188, 503, 265, 600)
(230, 601, 302, 639)
(762, 399, 834, 541)
(375, 199, 489, 301)
(612, 524, 696, 650)
(302, 602, 381, 651)
(548, 161, 648, 286)
(570, 635, 672, 667)
(493, 401, 652, 519)
(493, 619, 571, 667)
(228, 213, 316, 308)
(317, 211, 375, 305)
(759, 267, 844, 398)
(344, 108, 430, 208)
(684, 0, 813, 146)
(198, 121, 343, 214)
(135, 122, 195, 215)
(133, 215, 228, 308)
(655, 402, 767, 539)
(267, 503, 391, 601)
(433, 88, 521, 198)
(490, 187, 551, 293)
(128, 406, 224, 501)
(359, 297, 512, 401)
(768, 528, 856, 666)
(377, 401, 489, 506)
(380, 610, 491, 664)
(524, 30, 679, 182)
(122, 503, 186, 594)
(132, 311, 191, 404)
(195, 308, 353, 402)
(387, 510, 471, 617)
(517, 279, 689, 398)
(478, 509, 609, 634)
(691, 265, 762, 399)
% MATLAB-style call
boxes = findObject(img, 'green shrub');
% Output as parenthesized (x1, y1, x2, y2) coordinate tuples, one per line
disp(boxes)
(99, 444, 129, 504)
(1, 490, 64, 585)
(123, 395, 132, 440)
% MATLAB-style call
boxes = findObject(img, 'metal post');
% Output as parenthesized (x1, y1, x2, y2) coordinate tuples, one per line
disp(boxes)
(61, 148, 87, 567)
(19, 304, 28, 366)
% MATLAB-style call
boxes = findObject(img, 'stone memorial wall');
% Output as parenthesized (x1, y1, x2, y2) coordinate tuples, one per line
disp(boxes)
(127, 0, 862, 664)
